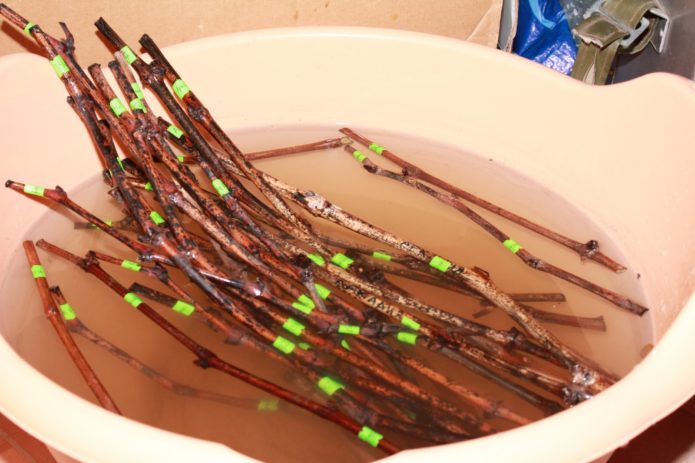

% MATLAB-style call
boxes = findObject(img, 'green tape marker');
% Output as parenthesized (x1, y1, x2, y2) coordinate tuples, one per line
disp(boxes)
(23, 22, 36, 36)
(372, 251, 392, 261)
(338, 324, 360, 335)
(166, 124, 184, 139)
(23, 184, 45, 197)
(116, 157, 125, 172)
(352, 150, 366, 163)
(120, 45, 137, 65)
(340, 339, 351, 351)
(150, 211, 166, 225)
(314, 283, 331, 300)
(307, 253, 325, 266)
(176, 155, 185, 163)
(172, 79, 190, 99)
(144, 182, 153, 191)
(401, 315, 421, 332)
(109, 98, 127, 117)
(358, 426, 383, 447)
(331, 253, 354, 269)
(503, 239, 523, 254)
(105, 220, 113, 227)
(121, 259, 141, 272)
(291, 294, 315, 314)
(59, 303, 77, 321)
(318, 376, 345, 396)
(172, 300, 195, 316)
(50, 55, 69, 78)
(429, 255, 451, 273)
(257, 398, 279, 411)
(31, 265, 46, 279)
(123, 292, 143, 308)
(368, 143, 385, 155)
(130, 82, 144, 99)
(397, 332, 418, 345)
(212, 179, 230, 197)
(272, 336, 296, 355)
(282, 318, 306, 337)
(298, 342, 311, 350)
(129, 98, 147, 113)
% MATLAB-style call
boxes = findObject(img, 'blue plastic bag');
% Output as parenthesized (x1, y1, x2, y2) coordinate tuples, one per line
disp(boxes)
(512, 0, 577, 75)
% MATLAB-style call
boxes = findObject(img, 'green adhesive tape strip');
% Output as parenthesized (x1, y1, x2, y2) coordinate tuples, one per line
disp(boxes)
(109, 98, 127, 117)
(503, 239, 523, 254)
(257, 398, 279, 411)
(116, 158, 125, 171)
(144, 182, 153, 191)
(121, 259, 141, 272)
(129, 98, 147, 113)
(331, 253, 354, 269)
(298, 342, 311, 350)
(352, 150, 366, 163)
(130, 82, 144, 99)
(338, 324, 360, 335)
(372, 251, 392, 261)
(23, 184, 45, 197)
(429, 255, 452, 273)
(23, 22, 36, 36)
(123, 292, 143, 308)
(340, 339, 351, 351)
(397, 332, 418, 345)
(176, 155, 185, 163)
(307, 253, 325, 266)
(59, 303, 77, 321)
(172, 300, 195, 316)
(150, 211, 166, 225)
(105, 220, 113, 227)
(120, 45, 137, 65)
(167, 124, 184, 139)
(291, 294, 315, 314)
(368, 143, 385, 155)
(314, 283, 331, 300)
(31, 265, 46, 279)
(172, 79, 190, 99)
(358, 426, 383, 447)
(401, 315, 421, 332)
(212, 179, 230, 197)
(50, 55, 69, 78)
(282, 318, 306, 337)
(318, 376, 345, 396)
(272, 336, 296, 355)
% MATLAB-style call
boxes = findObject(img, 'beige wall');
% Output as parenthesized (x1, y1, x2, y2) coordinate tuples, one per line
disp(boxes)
(0, 1, 502, 64)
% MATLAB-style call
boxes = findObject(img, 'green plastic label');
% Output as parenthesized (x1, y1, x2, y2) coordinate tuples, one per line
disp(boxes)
(123, 292, 143, 308)
(144, 182, 153, 191)
(172, 300, 195, 316)
(429, 255, 451, 273)
(129, 98, 147, 113)
(358, 426, 383, 447)
(338, 324, 360, 335)
(368, 143, 385, 155)
(272, 336, 296, 355)
(172, 79, 190, 99)
(23, 22, 36, 36)
(314, 283, 331, 300)
(372, 251, 392, 261)
(318, 376, 345, 396)
(340, 339, 351, 351)
(59, 303, 77, 321)
(31, 265, 46, 279)
(352, 150, 366, 162)
(150, 211, 166, 225)
(397, 332, 418, 345)
(120, 259, 141, 272)
(109, 98, 127, 117)
(23, 184, 45, 197)
(50, 55, 69, 78)
(166, 124, 184, 139)
(120, 45, 137, 65)
(257, 398, 279, 411)
(307, 253, 325, 266)
(212, 179, 230, 197)
(400, 315, 421, 332)
(331, 253, 354, 269)
(282, 318, 306, 337)
(130, 82, 144, 99)
(291, 294, 315, 314)
(298, 342, 312, 350)
(503, 239, 523, 254)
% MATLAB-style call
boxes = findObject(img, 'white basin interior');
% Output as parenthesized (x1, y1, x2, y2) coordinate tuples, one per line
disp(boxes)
(0, 27, 694, 463)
